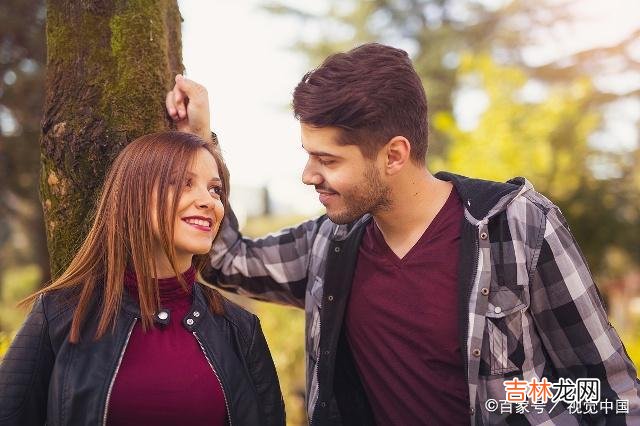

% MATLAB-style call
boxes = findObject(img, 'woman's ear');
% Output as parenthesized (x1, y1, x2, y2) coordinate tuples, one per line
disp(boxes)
(383, 136, 411, 176)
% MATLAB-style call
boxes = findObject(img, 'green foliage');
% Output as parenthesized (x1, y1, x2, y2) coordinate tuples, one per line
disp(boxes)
(0, 264, 40, 333)
(430, 53, 600, 193)
(622, 333, 640, 372)
(0, 332, 14, 359)
(0, 264, 41, 360)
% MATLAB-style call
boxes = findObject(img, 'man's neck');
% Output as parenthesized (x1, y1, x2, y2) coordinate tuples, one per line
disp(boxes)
(373, 169, 453, 259)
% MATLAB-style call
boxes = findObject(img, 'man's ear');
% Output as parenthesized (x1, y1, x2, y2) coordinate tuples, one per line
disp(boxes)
(382, 136, 411, 175)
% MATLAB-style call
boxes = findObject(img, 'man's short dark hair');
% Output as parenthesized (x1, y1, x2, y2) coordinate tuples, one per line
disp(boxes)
(293, 43, 428, 164)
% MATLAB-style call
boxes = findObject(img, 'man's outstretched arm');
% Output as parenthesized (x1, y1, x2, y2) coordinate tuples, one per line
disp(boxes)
(203, 208, 331, 308)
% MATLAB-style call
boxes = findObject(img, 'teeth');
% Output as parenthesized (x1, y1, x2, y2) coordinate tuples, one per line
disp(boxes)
(184, 218, 211, 227)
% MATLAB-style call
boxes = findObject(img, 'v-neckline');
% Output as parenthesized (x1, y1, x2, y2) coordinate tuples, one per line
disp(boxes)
(372, 187, 455, 266)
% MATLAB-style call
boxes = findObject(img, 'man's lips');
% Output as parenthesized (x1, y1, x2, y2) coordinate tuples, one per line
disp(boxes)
(316, 190, 338, 205)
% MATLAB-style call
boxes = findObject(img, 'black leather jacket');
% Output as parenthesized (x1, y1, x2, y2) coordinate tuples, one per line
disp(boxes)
(0, 282, 285, 425)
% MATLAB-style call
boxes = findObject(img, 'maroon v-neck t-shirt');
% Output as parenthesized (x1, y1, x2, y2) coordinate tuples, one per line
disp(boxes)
(345, 187, 469, 425)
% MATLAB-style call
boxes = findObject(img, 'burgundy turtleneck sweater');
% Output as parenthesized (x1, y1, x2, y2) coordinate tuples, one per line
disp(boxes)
(106, 267, 227, 426)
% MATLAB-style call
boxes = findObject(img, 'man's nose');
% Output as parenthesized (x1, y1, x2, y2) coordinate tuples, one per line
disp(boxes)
(302, 160, 323, 186)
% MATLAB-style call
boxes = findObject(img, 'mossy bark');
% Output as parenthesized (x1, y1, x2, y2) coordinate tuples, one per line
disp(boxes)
(41, 0, 184, 277)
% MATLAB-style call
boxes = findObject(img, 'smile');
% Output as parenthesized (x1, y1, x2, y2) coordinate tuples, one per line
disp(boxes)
(182, 216, 213, 231)
(317, 191, 337, 205)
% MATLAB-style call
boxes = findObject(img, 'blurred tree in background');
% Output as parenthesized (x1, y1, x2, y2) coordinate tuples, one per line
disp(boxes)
(0, 0, 50, 309)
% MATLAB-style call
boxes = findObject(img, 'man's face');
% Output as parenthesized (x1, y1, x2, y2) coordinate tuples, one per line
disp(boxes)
(301, 124, 391, 224)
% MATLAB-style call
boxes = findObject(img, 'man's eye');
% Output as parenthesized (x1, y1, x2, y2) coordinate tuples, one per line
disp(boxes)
(319, 159, 334, 166)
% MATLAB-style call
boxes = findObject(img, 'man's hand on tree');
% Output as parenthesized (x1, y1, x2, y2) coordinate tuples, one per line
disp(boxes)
(166, 74, 213, 143)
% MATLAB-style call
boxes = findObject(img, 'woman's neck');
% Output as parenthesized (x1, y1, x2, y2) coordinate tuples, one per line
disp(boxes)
(153, 254, 193, 278)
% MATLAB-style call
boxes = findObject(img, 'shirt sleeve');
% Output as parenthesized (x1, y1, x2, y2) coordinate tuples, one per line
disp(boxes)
(530, 206, 640, 422)
(201, 207, 329, 309)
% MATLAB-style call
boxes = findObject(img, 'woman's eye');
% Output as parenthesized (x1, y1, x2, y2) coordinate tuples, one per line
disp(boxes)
(185, 178, 193, 188)
(209, 186, 223, 197)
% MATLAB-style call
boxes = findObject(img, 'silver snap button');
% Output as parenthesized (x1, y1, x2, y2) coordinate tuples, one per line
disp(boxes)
(480, 232, 488, 240)
(321, 401, 327, 408)
(494, 306, 502, 314)
(470, 407, 475, 416)
(472, 348, 481, 357)
(186, 318, 194, 326)
(193, 311, 200, 317)
(157, 311, 169, 320)
(334, 247, 341, 253)
(327, 295, 334, 302)
(481, 287, 489, 296)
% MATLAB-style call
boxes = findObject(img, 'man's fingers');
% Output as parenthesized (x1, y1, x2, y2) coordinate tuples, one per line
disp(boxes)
(174, 74, 207, 102)
(173, 86, 187, 119)
(165, 90, 179, 120)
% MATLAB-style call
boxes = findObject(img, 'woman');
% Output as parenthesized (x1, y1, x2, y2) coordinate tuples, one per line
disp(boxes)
(0, 131, 285, 426)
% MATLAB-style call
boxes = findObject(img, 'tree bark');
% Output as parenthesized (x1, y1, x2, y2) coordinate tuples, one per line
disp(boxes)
(41, 0, 184, 277)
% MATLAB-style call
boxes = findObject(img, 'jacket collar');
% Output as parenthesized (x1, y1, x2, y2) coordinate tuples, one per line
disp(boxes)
(120, 281, 209, 319)
(435, 172, 531, 222)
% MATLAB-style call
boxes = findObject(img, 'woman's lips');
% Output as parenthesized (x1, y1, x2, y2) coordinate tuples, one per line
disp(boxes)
(182, 219, 212, 232)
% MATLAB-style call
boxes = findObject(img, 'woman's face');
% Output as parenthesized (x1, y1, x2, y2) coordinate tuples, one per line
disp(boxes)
(151, 148, 225, 273)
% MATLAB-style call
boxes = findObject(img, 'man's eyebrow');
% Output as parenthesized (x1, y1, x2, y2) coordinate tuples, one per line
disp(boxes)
(301, 146, 340, 158)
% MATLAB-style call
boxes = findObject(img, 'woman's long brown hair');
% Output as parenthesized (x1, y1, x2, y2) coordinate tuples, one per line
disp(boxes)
(23, 131, 229, 343)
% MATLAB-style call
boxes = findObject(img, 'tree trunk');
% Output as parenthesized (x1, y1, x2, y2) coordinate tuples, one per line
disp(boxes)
(41, 0, 184, 277)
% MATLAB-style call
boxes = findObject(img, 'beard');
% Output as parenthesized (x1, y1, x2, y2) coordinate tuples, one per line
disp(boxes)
(325, 163, 392, 224)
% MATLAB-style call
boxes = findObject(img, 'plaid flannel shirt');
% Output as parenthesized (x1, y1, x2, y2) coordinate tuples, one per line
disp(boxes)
(203, 173, 640, 425)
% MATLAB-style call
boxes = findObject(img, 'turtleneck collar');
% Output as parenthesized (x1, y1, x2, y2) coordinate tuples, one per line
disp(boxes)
(124, 265, 197, 307)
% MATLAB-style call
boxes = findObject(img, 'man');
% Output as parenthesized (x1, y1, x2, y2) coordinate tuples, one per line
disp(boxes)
(167, 43, 640, 425)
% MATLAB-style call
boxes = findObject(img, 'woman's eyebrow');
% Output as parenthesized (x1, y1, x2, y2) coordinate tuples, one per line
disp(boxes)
(184, 171, 221, 182)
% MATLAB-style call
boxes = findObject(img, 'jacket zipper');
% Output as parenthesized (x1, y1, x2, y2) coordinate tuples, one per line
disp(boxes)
(102, 317, 137, 426)
(193, 331, 233, 426)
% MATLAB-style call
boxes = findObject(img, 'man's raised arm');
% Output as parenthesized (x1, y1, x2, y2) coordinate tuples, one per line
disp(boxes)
(166, 76, 326, 308)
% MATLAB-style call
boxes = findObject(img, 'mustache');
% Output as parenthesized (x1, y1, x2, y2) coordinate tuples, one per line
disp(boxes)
(315, 185, 338, 194)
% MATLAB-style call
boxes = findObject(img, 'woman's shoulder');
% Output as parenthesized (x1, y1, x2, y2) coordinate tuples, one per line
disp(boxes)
(40, 286, 80, 321)
(195, 282, 258, 336)
(221, 297, 257, 323)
